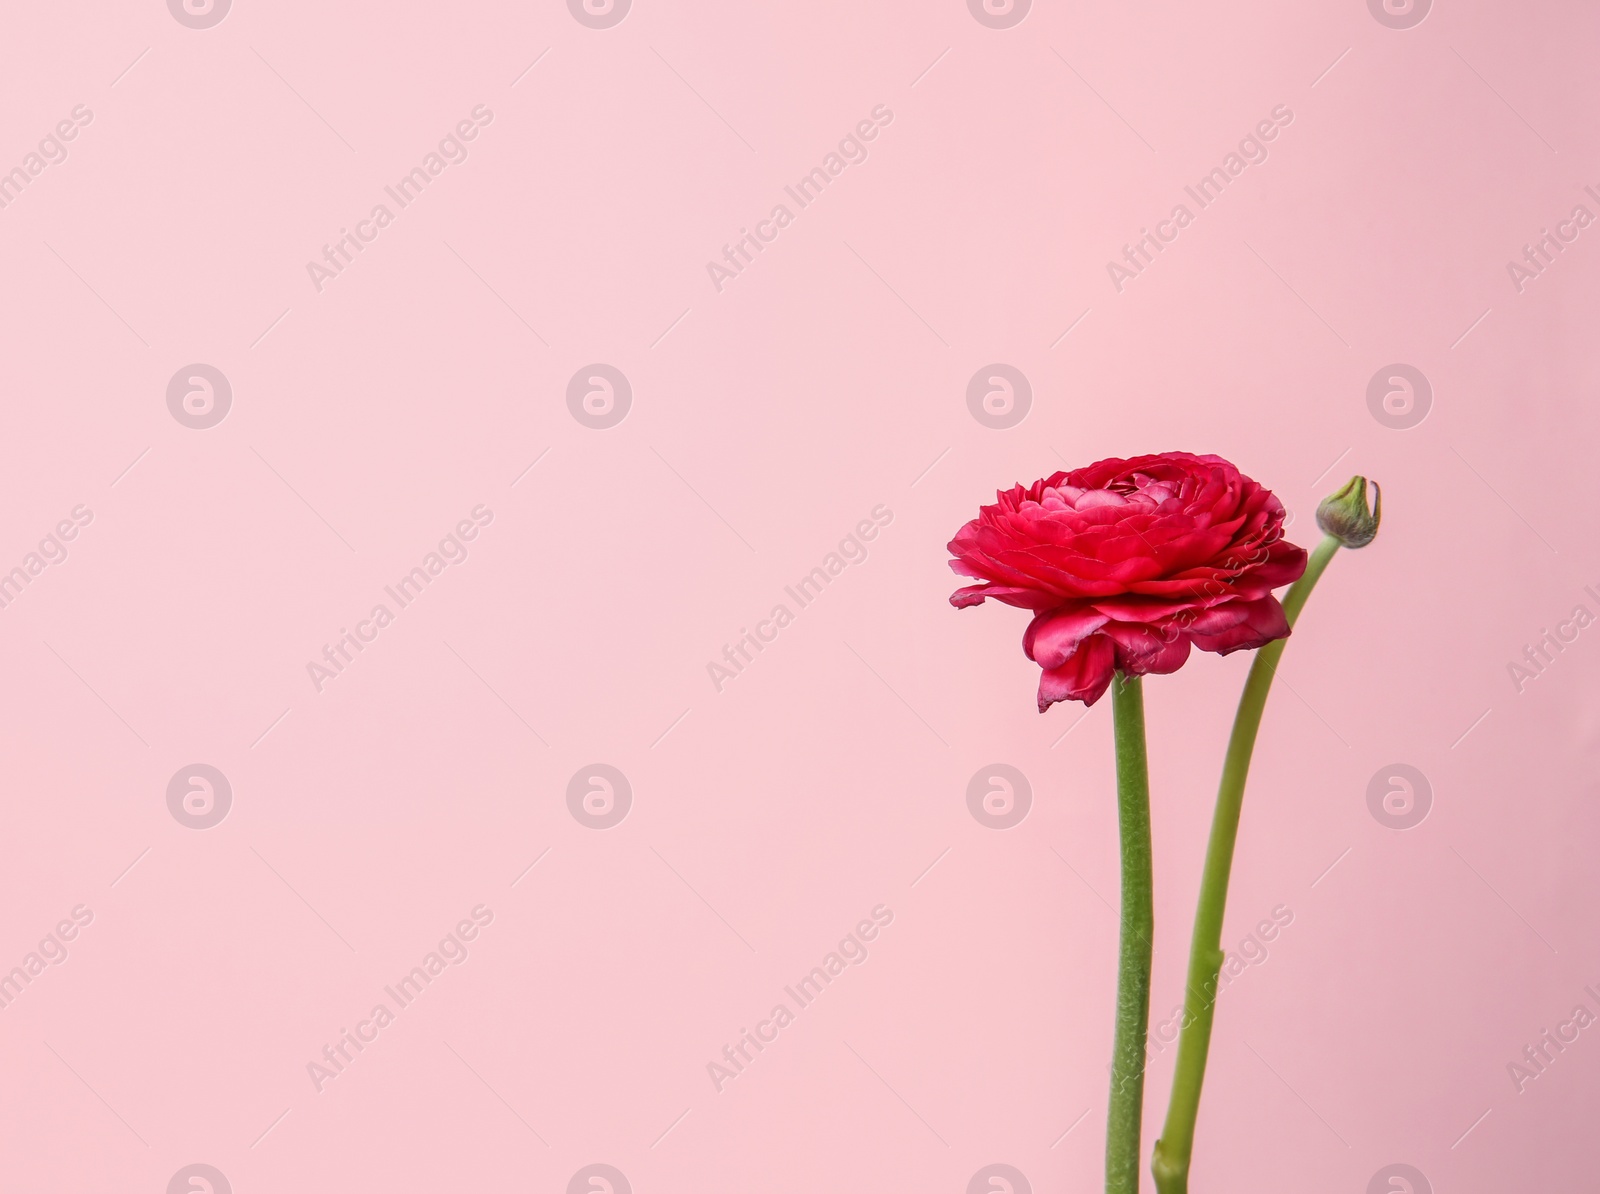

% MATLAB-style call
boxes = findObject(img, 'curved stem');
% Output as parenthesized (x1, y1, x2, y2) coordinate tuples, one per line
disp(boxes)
(1107, 673, 1154, 1194)
(1152, 535, 1341, 1194)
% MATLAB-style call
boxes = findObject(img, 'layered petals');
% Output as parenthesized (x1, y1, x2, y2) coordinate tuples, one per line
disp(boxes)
(949, 452, 1307, 709)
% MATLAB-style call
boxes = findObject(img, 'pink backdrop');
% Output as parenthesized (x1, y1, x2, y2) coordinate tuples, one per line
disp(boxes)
(1, 2, 1595, 1191)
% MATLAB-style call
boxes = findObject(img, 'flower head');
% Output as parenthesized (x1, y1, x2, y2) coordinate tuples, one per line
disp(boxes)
(1315, 475, 1382, 548)
(948, 452, 1307, 709)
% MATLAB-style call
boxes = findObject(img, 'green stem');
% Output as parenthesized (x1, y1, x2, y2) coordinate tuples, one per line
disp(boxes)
(1107, 673, 1154, 1194)
(1152, 535, 1341, 1194)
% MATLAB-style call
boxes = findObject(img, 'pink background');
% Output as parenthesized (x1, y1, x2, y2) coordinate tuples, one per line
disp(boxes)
(1, 1, 1596, 1190)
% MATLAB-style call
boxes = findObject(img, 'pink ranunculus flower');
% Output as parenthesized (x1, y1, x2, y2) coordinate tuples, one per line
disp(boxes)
(948, 452, 1308, 710)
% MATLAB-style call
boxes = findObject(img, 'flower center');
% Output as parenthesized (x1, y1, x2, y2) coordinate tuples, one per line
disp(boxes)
(1037, 472, 1177, 514)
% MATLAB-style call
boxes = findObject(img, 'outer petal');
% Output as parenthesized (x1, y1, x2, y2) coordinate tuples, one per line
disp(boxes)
(1189, 597, 1292, 655)
(1247, 539, 1309, 588)
(1037, 634, 1116, 710)
(1101, 621, 1194, 676)
(950, 582, 1061, 611)
(1088, 593, 1229, 623)
(1023, 607, 1111, 668)
(1179, 604, 1253, 637)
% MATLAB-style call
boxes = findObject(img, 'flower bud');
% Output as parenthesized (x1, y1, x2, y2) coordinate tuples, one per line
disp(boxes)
(1315, 475, 1381, 548)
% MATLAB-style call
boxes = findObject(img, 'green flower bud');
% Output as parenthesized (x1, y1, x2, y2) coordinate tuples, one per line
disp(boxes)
(1315, 475, 1381, 548)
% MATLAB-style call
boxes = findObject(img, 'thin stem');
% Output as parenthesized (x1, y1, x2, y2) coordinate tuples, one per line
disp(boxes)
(1152, 534, 1341, 1194)
(1107, 672, 1154, 1194)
